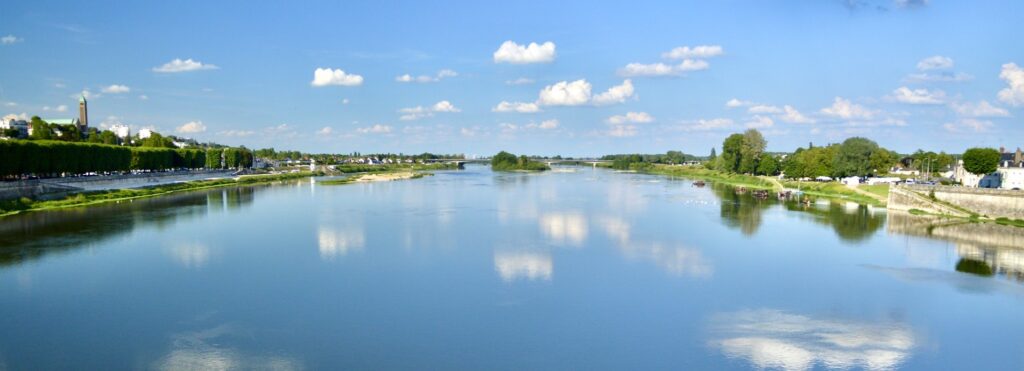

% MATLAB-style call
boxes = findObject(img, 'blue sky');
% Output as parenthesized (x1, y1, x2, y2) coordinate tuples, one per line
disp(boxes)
(1, 0, 1022, 156)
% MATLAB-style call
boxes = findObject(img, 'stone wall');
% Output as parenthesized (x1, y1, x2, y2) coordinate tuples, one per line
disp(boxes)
(887, 186, 971, 217)
(898, 185, 1024, 219)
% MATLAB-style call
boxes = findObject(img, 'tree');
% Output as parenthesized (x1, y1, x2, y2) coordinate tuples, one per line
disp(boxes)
(833, 137, 880, 177)
(29, 116, 52, 140)
(962, 147, 1000, 175)
(709, 147, 717, 160)
(738, 129, 766, 174)
(756, 154, 780, 176)
(99, 130, 119, 145)
(718, 134, 745, 173)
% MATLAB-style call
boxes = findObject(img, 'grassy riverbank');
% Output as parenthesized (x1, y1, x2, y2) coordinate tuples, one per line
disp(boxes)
(0, 171, 321, 217)
(642, 164, 886, 206)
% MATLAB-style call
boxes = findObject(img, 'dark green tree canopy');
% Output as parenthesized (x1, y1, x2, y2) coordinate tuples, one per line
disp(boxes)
(961, 147, 1000, 175)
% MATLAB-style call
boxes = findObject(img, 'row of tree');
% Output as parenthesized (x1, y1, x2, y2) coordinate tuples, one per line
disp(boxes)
(0, 140, 253, 178)
(603, 151, 699, 170)
(708, 129, 899, 178)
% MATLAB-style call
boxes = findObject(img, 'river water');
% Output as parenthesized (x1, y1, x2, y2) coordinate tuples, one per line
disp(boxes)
(1, 165, 1022, 370)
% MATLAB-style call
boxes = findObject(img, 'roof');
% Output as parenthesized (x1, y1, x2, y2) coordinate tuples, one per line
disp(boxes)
(79, 95, 86, 103)
(46, 118, 80, 125)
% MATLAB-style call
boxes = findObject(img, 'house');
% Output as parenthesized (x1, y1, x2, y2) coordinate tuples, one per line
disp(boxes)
(954, 156, 1024, 190)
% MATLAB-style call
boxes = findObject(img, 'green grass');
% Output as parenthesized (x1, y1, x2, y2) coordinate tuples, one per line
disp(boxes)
(860, 184, 891, 199)
(0, 171, 321, 217)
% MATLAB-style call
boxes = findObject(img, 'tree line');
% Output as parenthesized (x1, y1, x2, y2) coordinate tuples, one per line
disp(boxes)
(0, 140, 253, 178)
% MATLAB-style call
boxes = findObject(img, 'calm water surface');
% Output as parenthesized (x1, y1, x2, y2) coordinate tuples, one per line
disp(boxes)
(1, 165, 1023, 370)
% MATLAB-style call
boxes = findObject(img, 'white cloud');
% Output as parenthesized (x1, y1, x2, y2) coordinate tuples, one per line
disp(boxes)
(76, 89, 100, 100)
(139, 95, 149, 100)
(316, 126, 333, 135)
(944, 118, 993, 133)
(153, 58, 218, 73)
(592, 79, 635, 106)
(916, 55, 953, 70)
(460, 126, 482, 137)
(493, 41, 556, 64)
(342, 98, 350, 104)
(176, 121, 207, 134)
(493, 101, 540, 113)
(777, 105, 816, 124)
(399, 100, 460, 120)
(3, 102, 16, 107)
(607, 111, 654, 124)
(998, 62, 1024, 106)
(889, 86, 945, 104)
(681, 118, 734, 131)
(217, 129, 255, 137)
(619, 59, 708, 77)
(395, 69, 458, 83)
(950, 100, 1009, 117)
(607, 124, 638, 137)
(356, 124, 392, 134)
(3, 113, 29, 121)
(1, 35, 22, 45)
(905, 56, 971, 83)
(42, 105, 68, 112)
(536, 119, 559, 129)
(537, 79, 592, 106)
(726, 98, 752, 108)
(505, 77, 535, 85)
(102, 84, 131, 94)
(904, 72, 973, 83)
(311, 68, 364, 87)
(748, 104, 782, 114)
(662, 45, 724, 59)
(745, 115, 774, 129)
(432, 100, 460, 112)
(820, 97, 875, 119)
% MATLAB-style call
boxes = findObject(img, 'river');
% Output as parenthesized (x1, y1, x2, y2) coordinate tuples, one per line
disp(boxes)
(1, 164, 1022, 370)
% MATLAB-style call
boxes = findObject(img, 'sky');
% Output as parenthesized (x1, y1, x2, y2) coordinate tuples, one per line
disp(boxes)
(1, 0, 1022, 157)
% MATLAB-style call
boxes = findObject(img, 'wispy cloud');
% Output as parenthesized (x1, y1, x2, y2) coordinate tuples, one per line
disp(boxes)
(153, 58, 219, 73)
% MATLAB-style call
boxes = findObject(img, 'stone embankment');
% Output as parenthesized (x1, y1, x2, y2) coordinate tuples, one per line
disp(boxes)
(0, 170, 236, 201)
(888, 184, 1024, 219)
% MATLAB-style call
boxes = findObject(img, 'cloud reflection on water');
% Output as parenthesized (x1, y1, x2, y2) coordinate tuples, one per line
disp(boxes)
(155, 324, 303, 371)
(538, 212, 588, 247)
(597, 216, 712, 278)
(166, 243, 211, 269)
(494, 251, 553, 282)
(709, 309, 915, 371)
(317, 227, 365, 260)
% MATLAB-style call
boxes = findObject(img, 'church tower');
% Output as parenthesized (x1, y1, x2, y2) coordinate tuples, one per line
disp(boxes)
(78, 95, 88, 130)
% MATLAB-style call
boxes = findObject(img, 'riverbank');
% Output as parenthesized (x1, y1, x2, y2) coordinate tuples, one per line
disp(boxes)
(0, 171, 321, 217)
(319, 171, 431, 185)
(641, 165, 886, 206)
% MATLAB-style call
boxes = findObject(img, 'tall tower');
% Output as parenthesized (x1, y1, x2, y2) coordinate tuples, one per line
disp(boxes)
(78, 95, 88, 129)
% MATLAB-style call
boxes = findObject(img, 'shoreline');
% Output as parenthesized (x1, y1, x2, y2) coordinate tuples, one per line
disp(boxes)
(0, 171, 321, 218)
(639, 164, 887, 206)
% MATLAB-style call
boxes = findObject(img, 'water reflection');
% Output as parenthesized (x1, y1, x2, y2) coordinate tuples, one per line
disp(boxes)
(154, 324, 303, 371)
(597, 216, 712, 278)
(710, 309, 915, 371)
(166, 243, 211, 269)
(0, 187, 256, 268)
(317, 226, 365, 260)
(709, 183, 886, 241)
(538, 212, 588, 247)
(493, 251, 553, 282)
(888, 212, 1024, 283)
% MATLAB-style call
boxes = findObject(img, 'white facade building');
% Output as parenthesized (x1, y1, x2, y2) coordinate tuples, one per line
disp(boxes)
(954, 160, 1024, 190)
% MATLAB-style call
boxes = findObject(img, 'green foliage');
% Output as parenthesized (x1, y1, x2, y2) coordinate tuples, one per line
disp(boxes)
(833, 137, 882, 178)
(0, 140, 131, 176)
(756, 153, 780, 176)
(29, 116, 52, 140)
(139, 132, 176, 148)
(491, 151, 550, 171)
(718, 133, 745, 173)
(782, 144, 839, 178)
(961, 147, 1000, 175)
(0, 140, 248, 177)
(737, 129, 766, 174)
(206, 148, 223, 169)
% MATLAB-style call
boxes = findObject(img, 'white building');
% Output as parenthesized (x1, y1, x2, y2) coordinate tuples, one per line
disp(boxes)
(138, 128, 153, 139)
(954, 160, 1024, 190)
(1, 118, 29, 137)
(110, 124, 131, 139)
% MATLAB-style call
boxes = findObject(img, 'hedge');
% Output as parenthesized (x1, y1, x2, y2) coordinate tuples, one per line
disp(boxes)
(0, 140, 249, 177)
